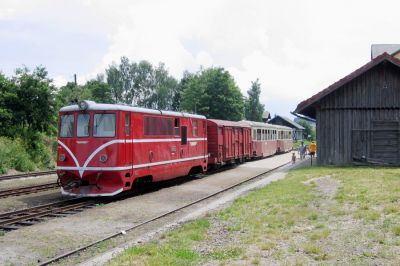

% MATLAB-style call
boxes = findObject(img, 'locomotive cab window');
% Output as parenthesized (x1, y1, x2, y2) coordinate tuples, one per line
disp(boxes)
(60, 114, 74, 137)
(77, 114, 90, 137)
(94, 113, 116, 137)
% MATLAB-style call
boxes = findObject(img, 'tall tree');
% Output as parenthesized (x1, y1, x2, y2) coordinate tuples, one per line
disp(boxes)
(84, 75, 114, 104)
(244, 79, 264, 122)
(181, 67, 244, 121)
(297, 119, 316, 140)
(105, 57, 178, 110)
(0, 72, 15, 135)
(10, 66, 56, 135)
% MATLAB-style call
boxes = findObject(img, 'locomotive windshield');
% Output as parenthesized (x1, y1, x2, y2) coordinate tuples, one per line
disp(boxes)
(60, 114, 74, 137)
(94, 113, 116, 137)
(77, 114, 90, 137)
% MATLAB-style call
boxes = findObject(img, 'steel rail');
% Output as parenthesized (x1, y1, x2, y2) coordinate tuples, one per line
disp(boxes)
(0, 182, 59, 198)
(39, 161, 290, 266)
(0, 170, 57, 181)
(0, 198, 95, 230)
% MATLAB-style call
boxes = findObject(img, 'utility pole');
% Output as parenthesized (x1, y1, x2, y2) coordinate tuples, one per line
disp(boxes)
(74, 74, 77, 86)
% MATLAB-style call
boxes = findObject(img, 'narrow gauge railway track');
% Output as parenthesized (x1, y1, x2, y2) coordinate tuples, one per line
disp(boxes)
(0, 170, 57, 181)
(0, 198, 97, 231)
(0, 182, 59, 198)
(39, 161, 291, 266)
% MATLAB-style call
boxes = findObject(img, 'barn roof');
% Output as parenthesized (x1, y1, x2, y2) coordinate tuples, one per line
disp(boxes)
(293, 53, 400, 119)
(269, 115, 305, 130)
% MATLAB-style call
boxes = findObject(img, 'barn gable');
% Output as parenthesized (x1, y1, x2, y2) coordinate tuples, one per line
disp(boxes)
(294, 53, 400, 165)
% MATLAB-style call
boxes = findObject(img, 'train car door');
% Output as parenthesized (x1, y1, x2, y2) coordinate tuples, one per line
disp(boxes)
(124, 112, 133, 168)
(238, 128, 243, 160)
(181, 124, 187, 159)
(224, 127, 232, 160)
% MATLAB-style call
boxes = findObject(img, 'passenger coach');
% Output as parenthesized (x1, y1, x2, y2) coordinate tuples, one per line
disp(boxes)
(57, 101, 208, 197)
(241, 120, 293, 157)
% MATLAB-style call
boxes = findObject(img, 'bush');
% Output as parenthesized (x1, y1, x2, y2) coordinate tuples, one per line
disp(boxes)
(0, 137, 35, 173)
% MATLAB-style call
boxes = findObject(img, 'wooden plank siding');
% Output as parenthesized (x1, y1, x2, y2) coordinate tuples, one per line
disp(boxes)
(316, 62, 400, 165)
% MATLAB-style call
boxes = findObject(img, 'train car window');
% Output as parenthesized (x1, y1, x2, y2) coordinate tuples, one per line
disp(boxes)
(174, 118, 180, 136)
(77, 114, 90, 137)
(257, 129, 261, 141)
(253, 129, 256, 140)
(94, 113, 116, 137)
(144, 116, 174, 136)
(193, 120, 198, 136)
(125, 113, 130, 136)
(181, 126, 187, 144)
(60, 114, 74, 137)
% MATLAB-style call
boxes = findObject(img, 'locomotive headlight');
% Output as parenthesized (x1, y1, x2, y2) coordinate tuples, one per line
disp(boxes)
(59, 154, 66, 161)
(99, 154, 108, 163)
(78, 101, 89, 110)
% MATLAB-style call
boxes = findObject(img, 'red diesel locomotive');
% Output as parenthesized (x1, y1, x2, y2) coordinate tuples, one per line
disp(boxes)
(57, 101, 208, 196)
(57, 101, 292, 197)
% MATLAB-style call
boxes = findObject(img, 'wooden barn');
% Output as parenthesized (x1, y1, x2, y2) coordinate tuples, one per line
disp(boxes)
(294, 53, 400, 165)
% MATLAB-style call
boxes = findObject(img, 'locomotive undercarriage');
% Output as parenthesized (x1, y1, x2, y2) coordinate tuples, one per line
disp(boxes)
(57, 170, 124, 196)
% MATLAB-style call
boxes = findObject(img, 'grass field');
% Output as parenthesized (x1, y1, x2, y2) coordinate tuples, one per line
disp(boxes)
(108, 166, 400, 265)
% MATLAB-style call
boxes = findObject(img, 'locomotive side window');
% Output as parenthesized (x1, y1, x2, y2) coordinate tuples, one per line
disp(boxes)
(193, 120, 198, 137)
(77, 114, 90, 137)
(94, 113, 116, 137)
(144, 116, 174, 136)
(174, 118, 180, 136)
(60, 114, 74, 137)
(125, 113, 130, 136)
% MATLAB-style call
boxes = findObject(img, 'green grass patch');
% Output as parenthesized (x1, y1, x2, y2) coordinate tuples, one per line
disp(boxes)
(108, 219, 209, 266)
(109, 166, 400, 265)
(393, 226, 400, 236)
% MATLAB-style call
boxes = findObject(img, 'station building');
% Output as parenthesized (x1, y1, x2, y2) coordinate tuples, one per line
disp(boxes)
(294, 51, 400, 165)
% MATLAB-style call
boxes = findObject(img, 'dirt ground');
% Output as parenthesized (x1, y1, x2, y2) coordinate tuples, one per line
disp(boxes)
(0, 153, 294, 265)
(0, 174, 66, 213)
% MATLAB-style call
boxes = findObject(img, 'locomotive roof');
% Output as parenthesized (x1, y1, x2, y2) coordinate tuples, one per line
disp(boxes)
(241, 120, 292, 130)
(207, 119, 250, 128)
(59, 101, 206, 119)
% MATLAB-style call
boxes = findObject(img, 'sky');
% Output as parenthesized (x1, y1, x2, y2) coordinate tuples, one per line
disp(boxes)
(1, 0, 400, 118)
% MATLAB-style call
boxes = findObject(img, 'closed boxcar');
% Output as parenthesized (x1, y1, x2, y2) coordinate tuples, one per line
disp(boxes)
(207, 119, 252, 168)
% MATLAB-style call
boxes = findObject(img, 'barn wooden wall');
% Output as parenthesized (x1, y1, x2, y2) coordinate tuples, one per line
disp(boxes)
(316, 62, 400, 165)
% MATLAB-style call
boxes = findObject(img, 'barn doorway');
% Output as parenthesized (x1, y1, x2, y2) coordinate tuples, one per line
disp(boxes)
(352, 121, 400, 165)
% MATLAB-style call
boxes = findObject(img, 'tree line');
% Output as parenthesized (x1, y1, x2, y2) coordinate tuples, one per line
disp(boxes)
(0, 57, 265, 172)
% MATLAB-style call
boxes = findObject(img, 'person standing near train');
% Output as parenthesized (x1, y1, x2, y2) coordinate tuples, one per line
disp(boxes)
(309, 141, 317, 157)
(298, 141, 307, 160)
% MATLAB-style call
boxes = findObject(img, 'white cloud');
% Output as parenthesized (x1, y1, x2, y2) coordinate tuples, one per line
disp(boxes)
(3, 0, 400, 116)
(53, 75, 69, 88)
